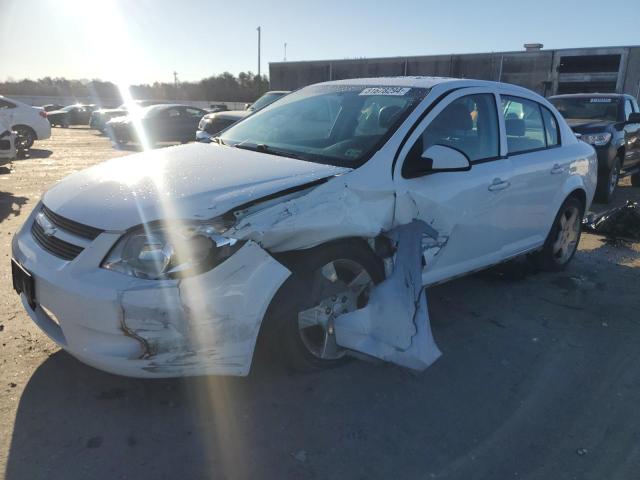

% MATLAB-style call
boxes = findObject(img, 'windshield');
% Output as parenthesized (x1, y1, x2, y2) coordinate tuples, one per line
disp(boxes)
(550, 97, 621, 122)
(219, 85, 428, 167)
(248, 92, 286, 112)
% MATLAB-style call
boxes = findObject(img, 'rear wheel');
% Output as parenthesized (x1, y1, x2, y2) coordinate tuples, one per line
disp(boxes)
(268, 241, 384, 372)
(13, 125, 36, 150)
(595, 157, 620, 203)
(534, 196, 584, 271)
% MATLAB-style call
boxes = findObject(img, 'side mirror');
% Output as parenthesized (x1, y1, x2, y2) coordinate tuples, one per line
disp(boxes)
(422, 144, 471, 172)
(627, 112, 640, 124)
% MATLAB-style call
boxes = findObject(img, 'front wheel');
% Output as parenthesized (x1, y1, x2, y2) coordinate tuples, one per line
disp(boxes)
(534, 196, 584, 271)
(267, 241, 384, 372)
(595, 157, 620, 203)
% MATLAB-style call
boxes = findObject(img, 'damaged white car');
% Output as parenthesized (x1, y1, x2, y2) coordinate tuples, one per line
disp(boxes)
(11, 77, 597, 378)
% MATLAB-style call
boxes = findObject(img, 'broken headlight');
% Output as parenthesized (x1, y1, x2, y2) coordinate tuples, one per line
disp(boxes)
(101, 222, 241, 280)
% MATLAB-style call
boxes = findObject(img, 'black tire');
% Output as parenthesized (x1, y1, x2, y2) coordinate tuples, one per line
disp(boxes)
(534, 196, 584, 271)
(13, 125, 36, 150)
(265, 240, 384, 372)
(631, 172, 640, 187)
(595, 157, 621, 204)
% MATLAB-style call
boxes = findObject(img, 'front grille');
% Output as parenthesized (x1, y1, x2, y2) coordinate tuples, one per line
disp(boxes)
(42, 204, 103, 240)
(204, 118, 236, 135)
(31, 221, 84, 261)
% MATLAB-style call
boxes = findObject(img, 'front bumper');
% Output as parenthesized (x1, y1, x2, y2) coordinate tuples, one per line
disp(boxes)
(11, 208, 290, 378)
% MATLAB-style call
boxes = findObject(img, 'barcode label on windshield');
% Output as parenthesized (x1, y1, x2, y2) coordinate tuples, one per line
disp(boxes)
(360, 87, 411, 96)
(590, 98, 612, 103)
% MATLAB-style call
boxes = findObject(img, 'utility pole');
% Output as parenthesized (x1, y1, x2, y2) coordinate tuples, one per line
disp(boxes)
(173, 71, 179, 89)
(284, 42, 287, 62)
(256, 26, 261, 77)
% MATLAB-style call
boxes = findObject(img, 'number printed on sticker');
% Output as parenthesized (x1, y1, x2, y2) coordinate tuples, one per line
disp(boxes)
(359, 87, 411, 96)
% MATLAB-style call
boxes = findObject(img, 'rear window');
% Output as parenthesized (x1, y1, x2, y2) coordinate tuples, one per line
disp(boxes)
(549, 97, 620, 122)
(0, 99, 16, 109)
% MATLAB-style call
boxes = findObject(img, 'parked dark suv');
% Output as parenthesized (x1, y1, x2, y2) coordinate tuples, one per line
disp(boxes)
(549, 93, 640, 203)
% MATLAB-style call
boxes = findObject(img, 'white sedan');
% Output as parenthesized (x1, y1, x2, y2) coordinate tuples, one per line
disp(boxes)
(0, 116, 17, 166)
(0, 95, 51, 149)
(11, 77, 596, 378)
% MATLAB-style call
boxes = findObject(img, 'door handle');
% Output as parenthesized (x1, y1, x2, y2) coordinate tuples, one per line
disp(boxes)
(550, 163, 565, 174)
(488, 178, 510, 191)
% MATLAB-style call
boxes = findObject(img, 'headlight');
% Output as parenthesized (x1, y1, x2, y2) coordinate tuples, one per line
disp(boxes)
(581, 132, 612, 146)
(102, 222, 241, 280)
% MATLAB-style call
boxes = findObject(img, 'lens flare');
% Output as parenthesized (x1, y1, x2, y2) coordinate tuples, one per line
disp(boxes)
(54, 3, 247, 477)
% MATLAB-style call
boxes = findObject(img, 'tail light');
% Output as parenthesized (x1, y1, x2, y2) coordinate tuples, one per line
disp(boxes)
(39, 111, 47, 118)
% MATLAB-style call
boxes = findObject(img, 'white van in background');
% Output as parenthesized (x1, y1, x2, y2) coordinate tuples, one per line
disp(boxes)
(0, 95, 51, 149)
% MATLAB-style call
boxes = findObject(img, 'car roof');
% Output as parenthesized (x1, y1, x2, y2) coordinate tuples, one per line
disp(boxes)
(549, 93, 625, 99)
(318, 76, 459, 88)
(310, 76, 543, 100)
(154, 103, 203, 109)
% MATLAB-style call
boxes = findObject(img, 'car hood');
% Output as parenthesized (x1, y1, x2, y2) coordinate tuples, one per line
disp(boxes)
(42, 142, 349, 231)
(47, 110, 67, 116)
(566, 119, 617, 133)
(202, 110, 249, 121)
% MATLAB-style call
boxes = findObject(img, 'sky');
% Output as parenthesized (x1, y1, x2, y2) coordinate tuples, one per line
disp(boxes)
(1, 0, 639, 85)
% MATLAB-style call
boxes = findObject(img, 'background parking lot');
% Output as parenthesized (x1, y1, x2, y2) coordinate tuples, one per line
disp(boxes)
(1, 128, 640, 479)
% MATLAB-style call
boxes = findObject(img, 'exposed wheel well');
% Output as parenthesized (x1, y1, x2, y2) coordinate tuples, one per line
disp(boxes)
(568, 188, 586, 211)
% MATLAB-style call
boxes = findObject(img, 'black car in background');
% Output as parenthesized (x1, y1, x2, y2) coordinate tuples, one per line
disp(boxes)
(107, 104, 208, 147)
(42, 104, 64, 112)
(47, 104, 97, 127)
(549, 93, 640, 202)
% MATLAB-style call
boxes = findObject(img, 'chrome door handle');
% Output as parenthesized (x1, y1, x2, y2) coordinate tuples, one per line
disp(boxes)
(550, 164, 565, 174)
(488, 178, 510, 191)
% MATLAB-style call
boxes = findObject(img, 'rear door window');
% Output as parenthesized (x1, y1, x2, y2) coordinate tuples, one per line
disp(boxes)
(501, 96, 546, 154)
(541, 107, 560, 147)
(0, 99, 16, 109)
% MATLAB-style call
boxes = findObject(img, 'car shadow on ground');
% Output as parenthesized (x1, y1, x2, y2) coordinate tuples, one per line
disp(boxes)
(16, 149, 53, 160)
(4, 255, 640, 479)
(0, 191, 29, 223)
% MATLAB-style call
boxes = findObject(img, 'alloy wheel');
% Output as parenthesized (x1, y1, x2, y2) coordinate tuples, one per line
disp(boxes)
(552, 205, 581, 264)
(296, 259, 374, 360)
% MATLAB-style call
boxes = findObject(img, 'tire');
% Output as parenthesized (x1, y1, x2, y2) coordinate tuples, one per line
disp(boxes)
(266, 240, 385, 372)
(631, 172, 640, 187)
(534, 196, 584, 271)
(595, 156, 621, 203)
(13, 125, 36, 150)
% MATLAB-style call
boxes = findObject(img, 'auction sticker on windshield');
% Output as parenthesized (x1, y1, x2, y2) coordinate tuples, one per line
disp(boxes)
(359, 87, 411, 96)
(590, 98, 613, 103)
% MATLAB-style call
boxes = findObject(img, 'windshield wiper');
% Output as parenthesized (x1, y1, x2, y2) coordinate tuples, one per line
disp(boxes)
(234, 142, 301, 159)
(211, 136, 226, 145)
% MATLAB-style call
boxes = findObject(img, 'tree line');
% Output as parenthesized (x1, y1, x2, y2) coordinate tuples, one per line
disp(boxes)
(0, 72, 269, 103)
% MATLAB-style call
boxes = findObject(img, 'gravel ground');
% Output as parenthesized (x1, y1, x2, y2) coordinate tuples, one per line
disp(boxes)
(1, 127, 639, 480)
